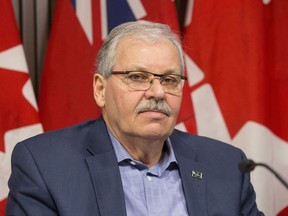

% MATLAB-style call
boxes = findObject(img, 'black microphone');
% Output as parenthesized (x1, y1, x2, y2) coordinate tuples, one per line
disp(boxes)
(239, 159, 288, 189)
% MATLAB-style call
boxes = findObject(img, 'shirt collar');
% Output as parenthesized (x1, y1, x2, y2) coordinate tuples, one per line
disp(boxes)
(107, 128, 178, 168)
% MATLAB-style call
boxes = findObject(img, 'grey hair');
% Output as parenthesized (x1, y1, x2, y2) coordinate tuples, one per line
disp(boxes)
(96, 20, 184, 78)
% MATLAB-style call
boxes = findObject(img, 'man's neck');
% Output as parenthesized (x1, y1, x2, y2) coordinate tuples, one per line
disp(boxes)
(120, 139, 167, 168)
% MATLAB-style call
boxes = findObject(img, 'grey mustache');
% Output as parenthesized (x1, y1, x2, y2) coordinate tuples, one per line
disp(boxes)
(136, 99, 172, 116)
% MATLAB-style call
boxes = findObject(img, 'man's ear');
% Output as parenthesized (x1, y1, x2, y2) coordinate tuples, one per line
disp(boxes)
(93, 73, 106, 107)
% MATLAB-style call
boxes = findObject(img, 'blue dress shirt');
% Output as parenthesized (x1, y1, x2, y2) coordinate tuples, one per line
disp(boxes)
(108, 130, 189, 216)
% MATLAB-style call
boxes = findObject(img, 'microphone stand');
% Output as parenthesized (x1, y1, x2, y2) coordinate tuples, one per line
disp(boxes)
(239, 159, 288, 190)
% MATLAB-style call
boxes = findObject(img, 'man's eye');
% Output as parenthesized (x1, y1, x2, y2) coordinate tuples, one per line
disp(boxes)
(162, 76, 179, 85)
(127, 73, 148, 82)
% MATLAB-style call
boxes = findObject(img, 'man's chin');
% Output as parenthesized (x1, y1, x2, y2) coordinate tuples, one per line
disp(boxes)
(139, 124, 172, 138)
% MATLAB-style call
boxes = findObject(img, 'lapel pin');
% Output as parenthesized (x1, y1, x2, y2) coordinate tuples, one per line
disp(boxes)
(192, 170, 203, 179)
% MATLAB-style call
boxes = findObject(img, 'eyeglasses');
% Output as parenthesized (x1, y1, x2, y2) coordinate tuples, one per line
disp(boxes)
(111, 70, 187, 94)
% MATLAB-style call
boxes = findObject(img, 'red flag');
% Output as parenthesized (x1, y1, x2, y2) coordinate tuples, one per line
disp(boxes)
(39, 0, 185, 131)
(39, 0, 102, 131)
(0, 0, 43, 214)
(183, 0, 288, 215)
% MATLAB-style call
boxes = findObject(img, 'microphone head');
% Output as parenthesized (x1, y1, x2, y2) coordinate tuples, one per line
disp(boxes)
(238, 159, 256, 173)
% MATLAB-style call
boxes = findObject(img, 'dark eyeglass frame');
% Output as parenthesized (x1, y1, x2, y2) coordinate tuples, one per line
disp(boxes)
(110, 70, 187, 94)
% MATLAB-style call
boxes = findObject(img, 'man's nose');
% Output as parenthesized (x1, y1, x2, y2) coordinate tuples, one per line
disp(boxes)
(145, 78, 166, 99)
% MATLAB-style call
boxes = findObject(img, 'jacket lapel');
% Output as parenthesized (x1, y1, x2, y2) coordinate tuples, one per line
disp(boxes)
(171, 132, 208, 216)
(177, 155, 208, 216)
(84, 118, 127, 216)
(86, 153, 127, 216)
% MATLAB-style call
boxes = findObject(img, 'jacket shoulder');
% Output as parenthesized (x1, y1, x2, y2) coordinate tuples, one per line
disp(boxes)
(15, 120, 97, 152)
(171, 129, 245, 159)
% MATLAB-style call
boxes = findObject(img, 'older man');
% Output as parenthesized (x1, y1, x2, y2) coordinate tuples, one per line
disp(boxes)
(6, 20, 263, 216)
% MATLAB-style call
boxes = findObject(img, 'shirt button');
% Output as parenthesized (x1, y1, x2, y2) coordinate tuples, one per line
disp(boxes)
(146, 175, 152, 182)
(130, 161, 136, 166)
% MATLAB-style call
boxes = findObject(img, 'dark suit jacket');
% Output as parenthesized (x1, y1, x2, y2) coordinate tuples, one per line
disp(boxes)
(6, 117, 264, 216)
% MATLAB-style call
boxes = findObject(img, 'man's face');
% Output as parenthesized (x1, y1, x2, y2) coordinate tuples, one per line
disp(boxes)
(94, 37, 183, 142)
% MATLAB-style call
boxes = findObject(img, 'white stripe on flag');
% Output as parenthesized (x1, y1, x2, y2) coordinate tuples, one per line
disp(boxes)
(76, 0, 93, 44)
(0, 45, 28, 73)
(100, 0, 108, 40)
(184, 0, 194, 27)
(127, 0, 146, 20)
(23, 79, 39, 111)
